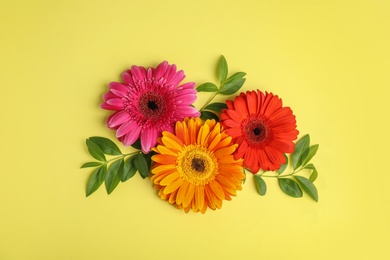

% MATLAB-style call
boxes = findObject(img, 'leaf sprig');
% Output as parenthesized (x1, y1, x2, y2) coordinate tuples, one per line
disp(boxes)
(253, 134, 319, 202)
(81, 137, 153, 197)
(197, 55, 246, 121)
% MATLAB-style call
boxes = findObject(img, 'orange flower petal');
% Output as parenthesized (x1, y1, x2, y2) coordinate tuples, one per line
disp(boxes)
(163, 177, 183, 194)
(194, 185, 205, 211)
(183, 183, 195, 208)
(160, 171, 180, 186)
(176, 180, 190, 205)
(197, 123, 210, 146)
(156, 145, 178, 156)
(214, 145, 237, 158)
(209, 180, 225, 201)
(152, 154, 177, 164)
(162, 135, 182, 153)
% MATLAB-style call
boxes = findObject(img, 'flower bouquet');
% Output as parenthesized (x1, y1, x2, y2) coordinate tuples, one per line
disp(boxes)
(81, 56, 319, 213)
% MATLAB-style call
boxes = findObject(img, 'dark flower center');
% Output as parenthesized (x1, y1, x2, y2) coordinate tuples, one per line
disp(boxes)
(139, 92, 166, 119)
(147, 100, 158, 111)
(242, 117, 270, 146)
(191, 158, 206, 172)
(253, 127, 262, 136)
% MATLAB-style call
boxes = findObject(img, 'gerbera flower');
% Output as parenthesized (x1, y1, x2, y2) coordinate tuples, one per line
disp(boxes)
(101, 61, 200, 153)
(151, 118, 244, 213)
(220, 90, 299, 173)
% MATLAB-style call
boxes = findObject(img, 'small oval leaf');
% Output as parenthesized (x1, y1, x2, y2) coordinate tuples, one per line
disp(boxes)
(304, 164, 318, 182)
(301, 144, 319, 166)
(134, 154, 149, 179)
(278, 178, 302, 198)
(292, 134, 310, 170)
(89, 136, 122, 155)
(86, 165, 107, 197)
(218, 55, 228, 83)
(254, 175, 267, 196)
(131, 139, 141, 150)
(224, 72, 246, 84)
(200, 111, 219, 121)
(81, 162, 103, 168)
(196, 82, 218, 92)
(122, 155, 137, 182)
(105, 159, 123, 194)
(277, 154, 289, 175)
(204, 102, 228, 113)
(219, 78, 246, 95)
(86, 139, 106, 162)
(294, 176, 318, 202)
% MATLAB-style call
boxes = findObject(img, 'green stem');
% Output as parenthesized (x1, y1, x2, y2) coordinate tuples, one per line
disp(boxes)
(261, 173, 294, 178)
(259, 167, 304, 178)
(105, 151, 140, 164)
(199, 91, 219, 111)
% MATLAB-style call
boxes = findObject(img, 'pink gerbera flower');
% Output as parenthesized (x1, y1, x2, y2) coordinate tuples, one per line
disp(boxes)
(101, 61, 200, 153)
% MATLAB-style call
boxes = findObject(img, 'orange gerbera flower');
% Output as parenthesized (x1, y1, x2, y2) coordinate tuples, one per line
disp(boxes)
(220, 90, 299, 173)
(151, 118, 244, 213)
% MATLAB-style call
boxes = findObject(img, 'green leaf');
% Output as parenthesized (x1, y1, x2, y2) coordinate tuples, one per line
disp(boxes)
(254, 175, 267, 196)
(81, 162, 103, 168)
(278, 178, 302, 198)
(105, 159, 123, 194)
(196, 82, 218, 92)
(294, 176, 319, 202)
(122, 155, 137, 182)
(131, 139, 141, 150)
(292, 134, 310, 170)
(86, 139, 106, 162)
(204, 102, 228, 113)
(200, 111, 220, 121)
(304, 164, 318, 182)
(218, 55, 228, 83)
(301, 144, 319, 166)
(277, 154, 289, 175)
(224, 72, 246, 84)
(89, 136, 122, 155)
(219, 78, 246, 95)
(134, 153, 149, 179)
(86, 165, 107, 197)
(144, 152, 153, 172)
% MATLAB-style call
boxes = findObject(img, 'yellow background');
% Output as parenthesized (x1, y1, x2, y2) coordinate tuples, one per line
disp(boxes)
(1, 0, 389, 259)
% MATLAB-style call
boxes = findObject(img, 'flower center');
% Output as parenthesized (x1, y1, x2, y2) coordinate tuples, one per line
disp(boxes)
(191, 158, 206, 172)
(176, 145, 218, 185)
(253, 127, 262, 136)
(242, 117, 270, 147)
(139, 92, 166, 119)
(147, 100, 158, 111)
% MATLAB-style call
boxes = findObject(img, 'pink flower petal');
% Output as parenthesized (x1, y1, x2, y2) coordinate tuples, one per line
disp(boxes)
(116, 120, 137, 138)
(164, 64, 177, 82)
(106, 98, 124, 109)
(122, 125, 142, 146)
(176, 106, 200, 117)
(168, 70, 185, 87)
(107, 110, 130, 128)
(140, 127, 158, 153)
(155, 61, 168, 80)
(122, 71, 135, 85)
(102, 92, 117, 101)
(178, 82, 195, 89)
(131, 65, 147, 81)
(109, 82, 128, 97)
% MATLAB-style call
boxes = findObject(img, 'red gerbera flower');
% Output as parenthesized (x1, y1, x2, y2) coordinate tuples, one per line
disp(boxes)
(220, 90, 299, 173)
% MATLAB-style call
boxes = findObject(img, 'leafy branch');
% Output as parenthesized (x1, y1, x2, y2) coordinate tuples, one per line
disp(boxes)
(197, 55, 247, 121)
(81, 137, 153, 197)
(253, 134, 319, 202)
